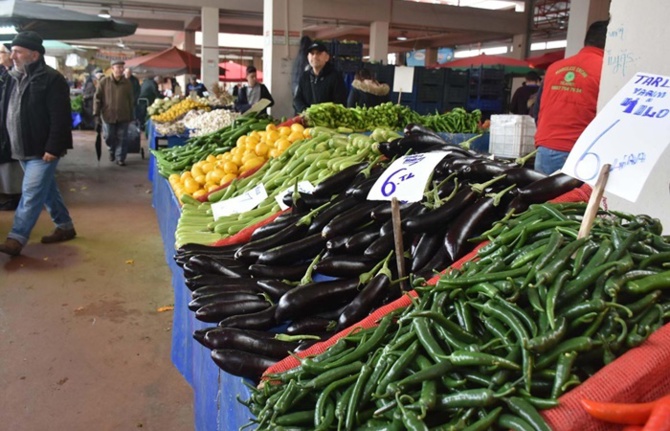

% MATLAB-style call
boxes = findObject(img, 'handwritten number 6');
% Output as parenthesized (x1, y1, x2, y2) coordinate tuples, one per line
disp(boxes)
(381, 168, 407, 197)
(574, 119, 619, 181)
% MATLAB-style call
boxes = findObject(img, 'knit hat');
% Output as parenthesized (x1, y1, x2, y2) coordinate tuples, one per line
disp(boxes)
(10, 31, 45, 55)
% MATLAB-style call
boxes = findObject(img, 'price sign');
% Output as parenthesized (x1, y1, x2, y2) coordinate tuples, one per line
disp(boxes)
(367, 152, 448, 202)
(275, 181, 315, 210)
(562, 72, 670, 202)
(211, 183, 268, 220)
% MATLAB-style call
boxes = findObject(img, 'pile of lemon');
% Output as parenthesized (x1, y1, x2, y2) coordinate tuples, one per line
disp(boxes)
(169, 123, 310, 201)
(151, 98, 211, 123)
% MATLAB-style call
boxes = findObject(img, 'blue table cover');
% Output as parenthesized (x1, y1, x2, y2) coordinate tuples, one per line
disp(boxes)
(147, 120, 191, 181)
(151, 164, 253, 431)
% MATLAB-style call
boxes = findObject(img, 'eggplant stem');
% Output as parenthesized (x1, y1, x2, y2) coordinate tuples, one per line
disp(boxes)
(459, 133, 482, 151)
(299, 251, 322, 285)
(274, 333, 321, 342)
(470, 174, 506, 194)
(515, 149, 538, 166)
(486, 183, 517, 206)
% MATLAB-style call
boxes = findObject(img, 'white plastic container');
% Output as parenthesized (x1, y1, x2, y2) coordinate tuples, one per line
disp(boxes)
(489, 115, 536, 158)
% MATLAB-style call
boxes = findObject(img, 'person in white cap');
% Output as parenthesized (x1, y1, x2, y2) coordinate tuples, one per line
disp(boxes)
(94, 59, 134, 166)
(0, 31, 76, 256)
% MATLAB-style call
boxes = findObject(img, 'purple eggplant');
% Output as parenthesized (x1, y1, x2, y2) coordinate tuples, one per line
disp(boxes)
(255, 279, 295, 300)
(286, 316, 337, 335)
(190, 280, 265, 299)
(310, 161, 369, 198)
(188, 291, 262, 311)
(204, 327, 298, 360)
(218, 304, 278, 330)
(337, 273, 392, 330)
(195, 299, 271, 323)
(313, 255, 377, 278)
(321, 201, 378, 239)
(256, 232, 327, 265)
(307, 195, 359, 235)
(248, 261, 310, 281)
(275, 278, 361, 322)
(210, 349, 277, 382)
(234, 221, 309, 263)
(404, 188, 478, 233)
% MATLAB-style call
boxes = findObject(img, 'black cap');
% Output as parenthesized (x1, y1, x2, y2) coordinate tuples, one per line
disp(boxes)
(307, 42, 328, 54)
(10, 31, 45, 55)
(111, 59, 125, 66)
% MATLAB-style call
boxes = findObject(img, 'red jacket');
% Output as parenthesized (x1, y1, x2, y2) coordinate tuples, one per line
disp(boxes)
(534, 46, 604, 152)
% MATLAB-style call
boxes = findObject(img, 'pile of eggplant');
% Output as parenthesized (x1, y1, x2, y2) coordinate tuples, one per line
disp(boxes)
(176, 124, 584, 382)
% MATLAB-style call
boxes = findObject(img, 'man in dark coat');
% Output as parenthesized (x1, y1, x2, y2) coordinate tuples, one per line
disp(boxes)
(235, 66, 274, 114)
(137, 75, 162, 130)
(293, 42, 347, 114)
(0, 31, 75, 256)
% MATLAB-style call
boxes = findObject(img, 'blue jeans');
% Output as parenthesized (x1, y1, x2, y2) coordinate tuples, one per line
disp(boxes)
(534, 146, 570, 175)
(103, 121, 130, 162)
(8, 158, 74, 245)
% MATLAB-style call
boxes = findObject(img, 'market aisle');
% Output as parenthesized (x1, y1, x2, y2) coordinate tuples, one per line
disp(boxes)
(0, 131, 194, 430)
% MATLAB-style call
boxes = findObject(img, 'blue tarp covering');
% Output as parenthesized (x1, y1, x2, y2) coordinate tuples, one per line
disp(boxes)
(152, 166, 252, 431)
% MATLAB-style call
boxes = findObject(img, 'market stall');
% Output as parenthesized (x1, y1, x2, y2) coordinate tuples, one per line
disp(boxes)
(151, 100, 670, 431)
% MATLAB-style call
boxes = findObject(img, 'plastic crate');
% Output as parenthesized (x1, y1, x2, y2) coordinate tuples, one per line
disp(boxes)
(335, 59, 362, 74)
(414, 101, 442, 115)
(443, 86, 469, 103)
(489, 114, 536, 158)
(417, 83, 444, 103)
(335, 41, 363, 58)
(417, 68, 444, 86)
(444, 69, 469, 86)
(467, 98, 503, 112)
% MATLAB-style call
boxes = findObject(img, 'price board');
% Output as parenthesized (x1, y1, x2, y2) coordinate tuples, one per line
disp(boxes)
(367, 152, 448, 202)
(211, 183, 268, 220)
(562, 72, 670, 202)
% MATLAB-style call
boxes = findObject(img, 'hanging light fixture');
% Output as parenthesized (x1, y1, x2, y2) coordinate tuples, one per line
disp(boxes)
(98, 9, 111, 19)
(397, 31, 408, 41)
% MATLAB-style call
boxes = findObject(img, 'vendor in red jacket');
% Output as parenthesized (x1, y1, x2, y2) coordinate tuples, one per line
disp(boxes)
(533, 20, 609, 175)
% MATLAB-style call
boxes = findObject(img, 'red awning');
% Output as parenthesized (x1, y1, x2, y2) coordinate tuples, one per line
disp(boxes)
(525, 50, 565, 70)
(218, 61, 263, 82)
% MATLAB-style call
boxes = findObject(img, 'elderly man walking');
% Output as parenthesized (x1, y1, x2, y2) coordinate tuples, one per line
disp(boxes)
(94, 59, 135, 166)
(0, 31, 76, 256)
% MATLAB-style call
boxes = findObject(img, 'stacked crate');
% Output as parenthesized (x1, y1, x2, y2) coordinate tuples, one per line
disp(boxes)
(414, 67, 445, 115)
(466, 66, 506, 115)
(443, 69, 470, 111)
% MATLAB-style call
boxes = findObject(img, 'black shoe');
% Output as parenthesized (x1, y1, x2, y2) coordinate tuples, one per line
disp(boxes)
(109, 153, 115, 162)
(117, 160, 126, 166)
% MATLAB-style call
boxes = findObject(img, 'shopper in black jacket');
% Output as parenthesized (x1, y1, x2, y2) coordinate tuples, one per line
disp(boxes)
(293, 42, 347, 114)
(235, 66, 274, 114)
(0, 31, 75, 256)
(347, 67, 390, 108)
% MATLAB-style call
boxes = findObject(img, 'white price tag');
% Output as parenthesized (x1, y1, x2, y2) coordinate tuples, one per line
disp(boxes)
(562, 72, 670, 202)
(275, 181, 316, 210)
(211, 183, 268, 220)
(367, 152, 448, 202)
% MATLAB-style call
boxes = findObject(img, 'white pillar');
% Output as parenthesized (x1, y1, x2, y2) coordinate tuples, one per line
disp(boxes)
(369, 21, 389, 64)
(201, 7, 220, 92)
(263, 0, 303, 119)
(565, 0, 610, 57)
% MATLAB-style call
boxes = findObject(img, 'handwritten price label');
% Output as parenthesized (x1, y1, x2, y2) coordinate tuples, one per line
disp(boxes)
(211, 183, 268, 220)
(563, 72, 670, 202)
(367, 152, 449, 202)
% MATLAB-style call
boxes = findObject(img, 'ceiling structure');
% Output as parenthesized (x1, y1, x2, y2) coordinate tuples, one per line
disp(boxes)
(27, 0, 571, 59)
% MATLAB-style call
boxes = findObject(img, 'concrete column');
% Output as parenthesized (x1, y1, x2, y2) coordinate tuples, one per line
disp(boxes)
(201, 7, 220, 92)
(511, 33, 529, 60)
(263, 0, 303, 119)
(565, 0, 611, 56)
(369, 21, 389, 64)
(173, 30, 196, 54)
(424, 47, 438, 67)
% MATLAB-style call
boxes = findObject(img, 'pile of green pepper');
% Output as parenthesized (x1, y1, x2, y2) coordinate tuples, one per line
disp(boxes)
(241, 202, 670, 431)
(304, 102, 482, 134)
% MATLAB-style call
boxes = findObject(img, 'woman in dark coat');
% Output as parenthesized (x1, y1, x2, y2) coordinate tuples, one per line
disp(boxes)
(346, 68, 390, 108)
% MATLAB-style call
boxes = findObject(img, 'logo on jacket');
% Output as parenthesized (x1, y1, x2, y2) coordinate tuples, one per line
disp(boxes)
(564, 71, 576, 83)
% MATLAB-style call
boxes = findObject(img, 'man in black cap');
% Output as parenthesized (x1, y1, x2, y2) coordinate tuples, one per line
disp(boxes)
(293, 41, 347, 114)
(0, 31, 76, 256)
(94, 59, 135, 166)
